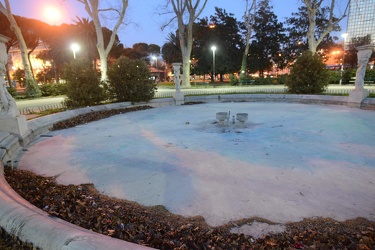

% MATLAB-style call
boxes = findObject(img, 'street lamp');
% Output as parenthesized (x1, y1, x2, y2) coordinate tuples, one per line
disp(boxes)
(152, 56, 158, 69)
(339, 33, 348, 85)
(211, 45, 216, 83)
(71, 43, 80, 59)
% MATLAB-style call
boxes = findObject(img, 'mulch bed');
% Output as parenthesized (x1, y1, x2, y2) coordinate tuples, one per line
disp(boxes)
(2, 105, 375, 249)
(3, 168, 375, 249)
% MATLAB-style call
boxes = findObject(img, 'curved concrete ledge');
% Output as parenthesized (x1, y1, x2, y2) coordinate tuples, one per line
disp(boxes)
(0, 94, 373, 249)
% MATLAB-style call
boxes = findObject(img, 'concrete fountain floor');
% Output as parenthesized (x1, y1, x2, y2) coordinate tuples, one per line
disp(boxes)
(17, 102, 375, 228)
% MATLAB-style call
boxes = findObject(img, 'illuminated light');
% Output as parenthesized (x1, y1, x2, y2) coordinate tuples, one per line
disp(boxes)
(44, 6, 61, 25)
(71, 43, 80, 59)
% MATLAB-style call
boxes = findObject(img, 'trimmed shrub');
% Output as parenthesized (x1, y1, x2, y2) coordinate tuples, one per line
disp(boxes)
(25, 79, 42, 98)
(63, 59, 104, 108)
(229, 74, 239, 85)
(286, 51, 329, 94)
(327, 70, 341, 85)
(40, 83, 67, 97)
(108, 56, 156, 103)
(253, 77, 273, 85)
(276, 74, 288, 85)
(341, 69, 355, 84)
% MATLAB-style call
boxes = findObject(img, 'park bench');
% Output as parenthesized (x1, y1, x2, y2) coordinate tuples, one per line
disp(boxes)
(239, 79, 255, 85)
(349, 77, 375, 85)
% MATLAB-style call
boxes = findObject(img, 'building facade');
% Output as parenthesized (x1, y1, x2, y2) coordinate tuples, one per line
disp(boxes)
(346, 0, 375, 45)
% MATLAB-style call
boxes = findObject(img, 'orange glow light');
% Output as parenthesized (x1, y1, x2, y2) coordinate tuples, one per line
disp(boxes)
(44, 6, 61, 25)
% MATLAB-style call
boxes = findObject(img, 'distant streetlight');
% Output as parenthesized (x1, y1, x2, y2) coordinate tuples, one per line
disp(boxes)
(339, 33, 348, 85)
(211, 46, 216, 83)
(71, 43, 80, 59)
(152, 56, 158, 69)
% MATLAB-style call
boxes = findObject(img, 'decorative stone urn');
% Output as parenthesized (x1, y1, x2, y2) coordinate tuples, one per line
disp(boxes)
(348, 44, 374, 108)
(216, 112, 228, 126)
(236, 113, 248, 127)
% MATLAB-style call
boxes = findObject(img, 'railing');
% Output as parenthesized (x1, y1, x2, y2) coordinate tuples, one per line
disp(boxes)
(154, 86, 375, 99)
(18, 87, 374, 115)
(18, 103, 65, 115)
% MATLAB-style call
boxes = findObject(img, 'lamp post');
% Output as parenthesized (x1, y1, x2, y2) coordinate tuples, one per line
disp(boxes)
(211, 46, 216, 83)
(71, 43, 80, 59)
(339, 33, 348, 85)
(152, 56, 158, 69)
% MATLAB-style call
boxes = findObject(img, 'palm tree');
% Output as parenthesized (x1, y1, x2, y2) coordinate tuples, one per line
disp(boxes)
(73, 17, 97, 63)
(162, 32, 182, 65)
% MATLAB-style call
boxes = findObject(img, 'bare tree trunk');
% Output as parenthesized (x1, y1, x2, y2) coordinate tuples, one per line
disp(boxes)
(0, 0, 35, 83)
(169, 0, 208, 88)
(303, 0, 349, 53)
(77, 0, 128, 82)
(240, 0, 256, 80)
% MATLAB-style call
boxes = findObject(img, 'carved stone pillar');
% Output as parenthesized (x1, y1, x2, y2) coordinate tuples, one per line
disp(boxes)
(172, 63, 184, 105)
(348, 44, 374, 108)
(0, 34, 28, 137)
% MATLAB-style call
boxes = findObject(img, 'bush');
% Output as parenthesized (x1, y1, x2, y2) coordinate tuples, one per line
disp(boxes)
(365, 69, 375, 83)
(286, 51, 329, 94)
(25, 79, 42, 98)
(276, 74, 288, 85)
(253, 77, 273, 85)
(341, 69, 356, 84)
(327, 70, 341, 85)
(229, 74, 239, 85)
(40, 83, 67, 97)
(108, 56, 156, 103)
(6, 87, 17, 97)
(63, 59, 105, 108)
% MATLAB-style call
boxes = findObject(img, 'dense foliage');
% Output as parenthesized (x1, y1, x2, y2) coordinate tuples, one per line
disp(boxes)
(108, 56, 156, 103)
(249, 0, 285, 76)
(63, 59, 104, 108)
(25, 79, 42, 98)
(192, 8, 243, 81)
(40, 83, 67, 97)
(286, 51, 329, 94)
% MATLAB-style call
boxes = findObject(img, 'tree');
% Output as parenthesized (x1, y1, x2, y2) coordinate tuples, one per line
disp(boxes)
(285, 5, 340, 63)
(162, 32, 182, 66)
(286, 51, 329, 94)
(63, 59, 104, 108)
(193, 8, 244, 81)
(0, 0, 40, 97)
(123, 43, 155, 61)
(77, 0, 128, 82)
(302, 0, 349, 53)
(345, 35, 374, 69)
(249, 0, 285, 77)
(0, 12, 17, 84)
(108, 56, 156, 103)
(147, 44, 161, 55)
(164, 0, 208, 88)
(240, 0, 256, 79)
(73, 17, 97, 63)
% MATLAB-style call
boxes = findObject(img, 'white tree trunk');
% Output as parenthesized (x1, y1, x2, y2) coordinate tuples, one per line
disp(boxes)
(77, 0, 128, 82)
(170, 0, 208, 88)
(240, 0, 256, 79)
(0, 0, 35, 82)
(303, 0, 348, 54)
